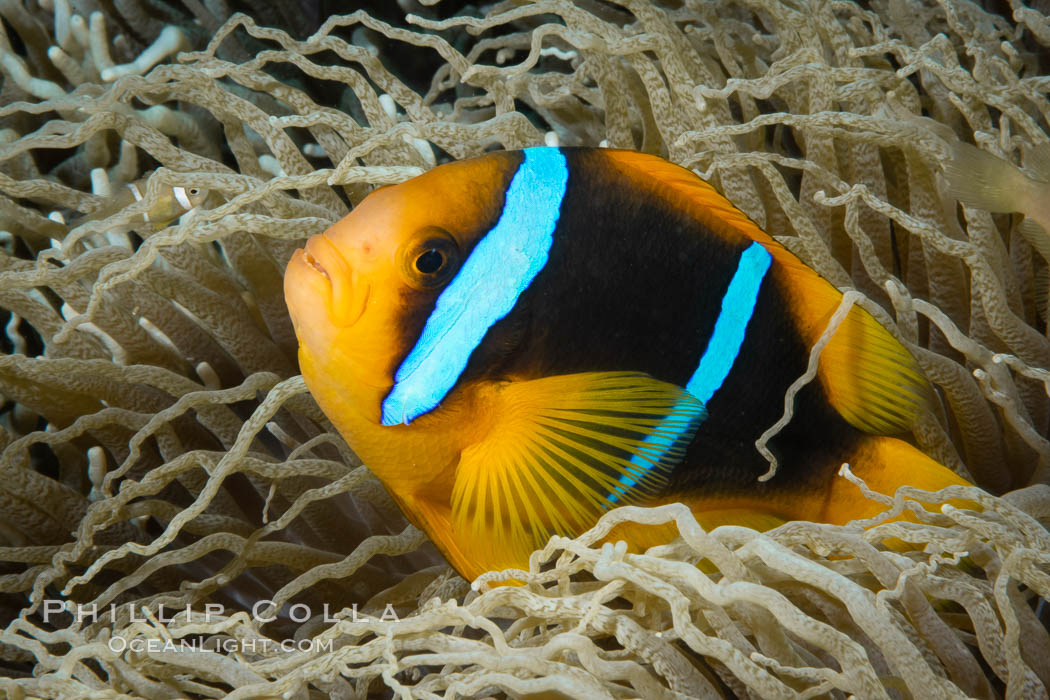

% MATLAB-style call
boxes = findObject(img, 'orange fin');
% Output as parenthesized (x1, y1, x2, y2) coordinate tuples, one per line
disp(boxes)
(826, 436, 974, 525)
(601, 508, 788, 577)
(451, 372, 706, 572)
(690, 508, 789, 533)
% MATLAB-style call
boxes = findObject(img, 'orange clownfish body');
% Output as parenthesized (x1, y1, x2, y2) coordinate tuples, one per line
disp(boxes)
(284, 148, 971, 581)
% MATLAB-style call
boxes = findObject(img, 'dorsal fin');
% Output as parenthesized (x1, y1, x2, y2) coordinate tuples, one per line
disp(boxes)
(598, 149, 932, 434)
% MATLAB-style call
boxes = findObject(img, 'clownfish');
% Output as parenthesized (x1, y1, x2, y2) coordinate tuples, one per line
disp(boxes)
(79, 177, 208, 230)
(284, 147, 972, 581)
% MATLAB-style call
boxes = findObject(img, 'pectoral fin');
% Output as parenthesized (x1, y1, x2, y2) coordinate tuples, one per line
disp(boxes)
(451, 372, 706, 571)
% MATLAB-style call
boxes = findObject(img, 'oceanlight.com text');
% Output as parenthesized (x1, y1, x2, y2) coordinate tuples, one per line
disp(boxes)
(107, 637, 335, 654)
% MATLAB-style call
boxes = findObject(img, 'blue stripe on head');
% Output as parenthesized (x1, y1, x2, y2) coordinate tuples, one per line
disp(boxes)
(381, 148, 570, 426)
(686, 241, 772, 404)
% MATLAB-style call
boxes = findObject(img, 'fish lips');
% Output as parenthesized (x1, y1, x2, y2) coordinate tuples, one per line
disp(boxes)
(288, 234, 368, 330)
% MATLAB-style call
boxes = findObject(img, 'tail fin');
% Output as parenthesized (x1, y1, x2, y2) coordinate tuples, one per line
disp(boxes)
(824, 436, 974, 525)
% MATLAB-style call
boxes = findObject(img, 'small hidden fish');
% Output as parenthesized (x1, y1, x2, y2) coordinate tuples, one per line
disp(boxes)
(79, 177, 208, 230)
(942, 141, 1050, 322)
(284, 147, 972, 580)
(943, 140, 1050, 262)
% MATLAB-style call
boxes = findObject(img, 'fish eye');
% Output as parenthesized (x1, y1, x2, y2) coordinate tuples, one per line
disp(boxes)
(414, 249, 446, 274)
(399, 227, 460, 290)
(188, 188, 200, 196)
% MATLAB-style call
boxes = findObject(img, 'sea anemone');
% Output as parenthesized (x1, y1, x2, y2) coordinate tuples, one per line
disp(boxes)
(0, 0, 1048, 697)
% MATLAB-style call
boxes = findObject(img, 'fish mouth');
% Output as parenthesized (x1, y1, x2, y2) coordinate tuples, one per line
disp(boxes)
(304, 234, 339, 280)
(301, 249, 330, 281)
(301, 233, 368, 328)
